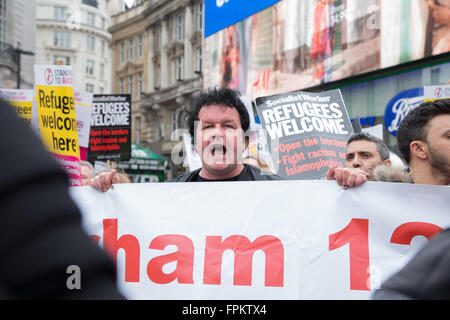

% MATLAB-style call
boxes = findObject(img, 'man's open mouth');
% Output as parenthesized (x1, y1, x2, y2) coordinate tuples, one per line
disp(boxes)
(211, 144, 226, 157)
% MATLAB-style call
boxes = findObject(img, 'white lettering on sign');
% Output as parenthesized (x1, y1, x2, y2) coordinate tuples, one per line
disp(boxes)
(216, 0, 230, 8)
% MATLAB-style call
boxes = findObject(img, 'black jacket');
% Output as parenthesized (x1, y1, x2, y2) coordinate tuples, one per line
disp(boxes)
(0, 99, 123, 299)
(170, 164, 284, 182)
(373, 228, 450, 300)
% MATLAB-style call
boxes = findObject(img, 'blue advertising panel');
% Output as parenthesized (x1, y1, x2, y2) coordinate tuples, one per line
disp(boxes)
(384, 88, 424, 137)
(204, 0, 281, 38)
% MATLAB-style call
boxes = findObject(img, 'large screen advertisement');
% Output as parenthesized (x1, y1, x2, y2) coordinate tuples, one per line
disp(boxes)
(203, 0, 450, 100)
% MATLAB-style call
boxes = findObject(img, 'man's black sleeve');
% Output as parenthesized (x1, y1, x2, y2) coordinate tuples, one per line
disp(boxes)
(0, 99, 124, 299)
(372, 229, 450, 300)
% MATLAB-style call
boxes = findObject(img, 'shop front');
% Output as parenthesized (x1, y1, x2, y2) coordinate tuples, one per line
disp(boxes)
(116, 143, 168, 183)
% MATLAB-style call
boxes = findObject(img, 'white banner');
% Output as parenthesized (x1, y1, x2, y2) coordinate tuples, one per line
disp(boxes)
(69, 181, 450, 300)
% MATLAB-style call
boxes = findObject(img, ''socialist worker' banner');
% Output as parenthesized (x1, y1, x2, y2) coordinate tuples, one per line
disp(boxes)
(87, 94, 131, 162)
(34, 64, 82, 186)
(0, 89, 33, 125)
(70, 181, 450, 300)
(255, 89, 353, 180)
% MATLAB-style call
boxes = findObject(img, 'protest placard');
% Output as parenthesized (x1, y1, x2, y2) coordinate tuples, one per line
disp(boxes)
(87, 94, 132, 162)
(74, 91, 93, 161)
(255, 89, 353, 180)
(33, 64, 81, 186)
(70, 181, 450, 300)
(0, 89, 33, 125)
(424, 84, 450, 101)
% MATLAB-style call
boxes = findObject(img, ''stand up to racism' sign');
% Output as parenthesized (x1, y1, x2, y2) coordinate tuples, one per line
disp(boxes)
(33, 64, 82, 186)
(255, 89, 353, 180)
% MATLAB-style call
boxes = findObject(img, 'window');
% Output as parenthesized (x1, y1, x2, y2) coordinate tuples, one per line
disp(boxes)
(54, 6, 68, 21)
(100, 63, 105, 78)
(54, 31, 70, 47)
(101, 40, 105, 56)
(86, 59, 94, 75)
(156, 25, 162, 51)
(87, 35, 95, 52)
(86, 83, 94, 93)
(120, 41, 125, 64)
(172, 110, 177, 131)
(0, 0, 6, 43)
(53, 55, 70, 65)
(175, 56, 183, 81)
(196, 48, 202, 73)
(196, 2, 203, 31)
(86, 12, 95, 27)
(119, 77, 125, 93)
(128, 38, 134, 61)
(82, 0, 98, 8)
(128, 75, 134, 96)
(154, 65, 161, 89)
(175, 13, 184, 42)
(99, 86, 104, 94)
(135, 116, 141, 144)
(138, 35, 143, 57)
(138, 72, 143, 97)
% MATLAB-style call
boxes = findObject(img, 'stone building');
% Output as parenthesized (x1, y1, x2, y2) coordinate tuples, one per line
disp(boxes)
(0, 0, 36, 89)
(109, 0, 204, 180)
(35, 0, 112, 94)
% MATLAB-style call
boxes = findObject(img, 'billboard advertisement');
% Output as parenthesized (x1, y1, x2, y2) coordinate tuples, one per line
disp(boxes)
(203, 0, 450, 100)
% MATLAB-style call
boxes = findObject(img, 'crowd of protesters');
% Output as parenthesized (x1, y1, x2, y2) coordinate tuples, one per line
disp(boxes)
(88, 88, 450, 300)
(0, 86, 448, 299)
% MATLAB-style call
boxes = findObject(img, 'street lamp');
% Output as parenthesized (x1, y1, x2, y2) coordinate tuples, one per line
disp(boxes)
(12, 42, 34, 89)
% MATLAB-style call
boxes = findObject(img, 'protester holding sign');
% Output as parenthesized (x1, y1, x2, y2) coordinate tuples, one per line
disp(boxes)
(89, 88, 282, 191)
(326, 132, 399, 188)
(173, 87, 283, 182)
(372, 98, 450, 299)
(90, 87, 376, 191)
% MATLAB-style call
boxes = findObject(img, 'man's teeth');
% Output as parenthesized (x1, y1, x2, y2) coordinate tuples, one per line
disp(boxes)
(212, 145, 226, 155)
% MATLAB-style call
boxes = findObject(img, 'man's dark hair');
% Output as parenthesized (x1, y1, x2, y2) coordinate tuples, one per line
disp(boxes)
(187, 87, 250, 142)
(397, 99, 450, 164)
(347, 132, 390, 161)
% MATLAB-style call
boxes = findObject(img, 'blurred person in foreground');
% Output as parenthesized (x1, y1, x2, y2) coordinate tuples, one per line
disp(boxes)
(0, 98, 124, 299)
(373, 99, 450, 300)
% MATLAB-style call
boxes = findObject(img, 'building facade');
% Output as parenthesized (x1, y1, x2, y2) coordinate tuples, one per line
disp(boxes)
(109, 0, 148, 146)
(109, 0, 204, 180)
(35, 0, 112, 94)
(0, 0, 36, 89)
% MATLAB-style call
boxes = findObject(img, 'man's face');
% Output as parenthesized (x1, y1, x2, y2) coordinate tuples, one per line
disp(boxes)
(81, 165, 93, 186)
(425, 114, 450, 178)
(195, 104, 245, 177)
(345, 140, 383, 174)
